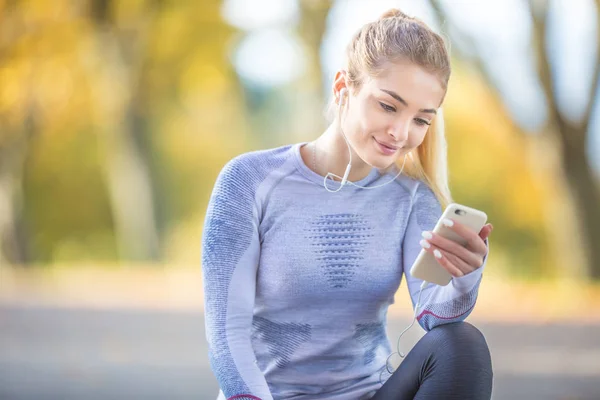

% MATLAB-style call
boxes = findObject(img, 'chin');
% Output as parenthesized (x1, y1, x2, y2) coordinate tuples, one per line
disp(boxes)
(354, 137, 402, 169)
(377, 160, 398, 170)
(365, 153, 398, 170)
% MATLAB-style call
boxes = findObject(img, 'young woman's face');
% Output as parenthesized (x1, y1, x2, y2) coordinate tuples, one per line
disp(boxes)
(339, 60, 446, 170)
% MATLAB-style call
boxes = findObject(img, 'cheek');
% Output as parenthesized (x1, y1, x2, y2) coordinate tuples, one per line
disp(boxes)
(359, 107, 390, 137)
(355, 102, 373, 126)
(345, 103, 373, 135)
(407, 128, 428, 148)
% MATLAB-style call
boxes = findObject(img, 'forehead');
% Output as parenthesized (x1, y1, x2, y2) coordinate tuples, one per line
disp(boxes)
(363, 60, 446, 109)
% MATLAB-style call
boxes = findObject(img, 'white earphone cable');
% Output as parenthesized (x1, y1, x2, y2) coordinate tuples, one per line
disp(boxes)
(379, 280, 429, 384)
(323, 88, 408, 193)
(322, 89, 434, 384)
(323, 156, 407, 192)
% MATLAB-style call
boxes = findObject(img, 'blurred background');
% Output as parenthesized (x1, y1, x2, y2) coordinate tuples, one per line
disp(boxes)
(0, 0, 599, 399)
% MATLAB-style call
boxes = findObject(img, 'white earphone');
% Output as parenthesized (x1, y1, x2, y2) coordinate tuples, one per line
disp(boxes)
(325, 89, 436, 384)
(323, 88, 408, 193)
(336, 88, 352, 188)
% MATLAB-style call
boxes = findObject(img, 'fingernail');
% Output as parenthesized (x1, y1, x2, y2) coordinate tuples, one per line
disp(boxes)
(442, 218, 454, 227)
(420, 239, 430, 249)
(434, 249, 442, 259)
(421, 231, 433, 240)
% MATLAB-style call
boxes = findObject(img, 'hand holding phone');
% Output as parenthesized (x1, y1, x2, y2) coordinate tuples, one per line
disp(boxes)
(409, 203, 490, 286)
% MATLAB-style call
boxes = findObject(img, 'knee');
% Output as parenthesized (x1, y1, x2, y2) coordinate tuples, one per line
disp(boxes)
(428, 322, 491, 362)
(419, 322, 493, 397)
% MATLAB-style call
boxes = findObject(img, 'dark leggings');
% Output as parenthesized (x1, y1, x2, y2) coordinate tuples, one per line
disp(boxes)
(371, 322, 493, 400)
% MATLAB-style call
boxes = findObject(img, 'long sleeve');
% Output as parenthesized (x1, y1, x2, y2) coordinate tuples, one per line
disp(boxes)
(402, 182, 490, 332)
(201, 158, 273, 400)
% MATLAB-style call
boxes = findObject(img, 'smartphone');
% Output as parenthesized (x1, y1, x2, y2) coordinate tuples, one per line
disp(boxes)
(409, 203, 487, 286)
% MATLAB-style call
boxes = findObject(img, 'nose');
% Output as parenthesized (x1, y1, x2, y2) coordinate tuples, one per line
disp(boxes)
(387, 119, 410, 142)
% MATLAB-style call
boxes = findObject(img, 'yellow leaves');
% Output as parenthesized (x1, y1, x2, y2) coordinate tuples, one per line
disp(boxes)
(505, 173, 545, 228)
(112, 0, 149, 26)
(0, 15, 96, 136)
(0, 62, 30, 129)
(442, 62, 553, 276)
(10, 0, 70, 26)
(444, 63, 545, 223)
(33, 58, 76, 121)
(151, 8, 192, 62)
(180, 60, 229, 98)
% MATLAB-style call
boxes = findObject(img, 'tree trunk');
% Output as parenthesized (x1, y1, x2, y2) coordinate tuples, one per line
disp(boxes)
(295, 0, 333, 138)
(558, 124, 600, 278)
(523, 133, 588, 280)
(0, 134, 30, 266)
(429, 0, 600, 280)
(0, 0, 33, 266)
(88, 1, 162, 262)
(532, 0, 600, 279)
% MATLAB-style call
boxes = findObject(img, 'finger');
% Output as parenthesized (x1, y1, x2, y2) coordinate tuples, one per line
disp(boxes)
(442, 218, 488, 255)
(420, 241, 464, 277)
(478, 227, 490, 242)
(422, 231, 484, 269)
(429, 247, 464, 277)
(479, 223, 493, 241)
(443, 250, 477, 275)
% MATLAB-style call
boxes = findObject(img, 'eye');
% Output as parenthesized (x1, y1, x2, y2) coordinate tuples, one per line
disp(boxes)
(378, 102, 395, 113)
(415, 118, 431, 127)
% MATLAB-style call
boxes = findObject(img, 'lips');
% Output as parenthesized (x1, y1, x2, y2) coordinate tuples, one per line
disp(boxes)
(374, 138, 398, 150)
(373, 137, 399, 156)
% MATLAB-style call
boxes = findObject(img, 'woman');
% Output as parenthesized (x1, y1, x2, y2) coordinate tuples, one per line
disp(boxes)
(202, 8, 494, 400)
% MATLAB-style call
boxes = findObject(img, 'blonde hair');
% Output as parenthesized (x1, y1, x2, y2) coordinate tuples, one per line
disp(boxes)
(326, 8, 453, 208)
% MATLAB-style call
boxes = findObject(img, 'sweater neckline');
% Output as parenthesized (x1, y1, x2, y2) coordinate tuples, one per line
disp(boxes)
(292, 142, 383, 189)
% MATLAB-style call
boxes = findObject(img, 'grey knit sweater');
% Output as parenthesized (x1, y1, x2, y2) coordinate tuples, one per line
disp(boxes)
(201, 142, 487, 400)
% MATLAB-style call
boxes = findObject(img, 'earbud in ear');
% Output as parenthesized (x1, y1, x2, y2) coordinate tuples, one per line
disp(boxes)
(338, 89, 348, 107)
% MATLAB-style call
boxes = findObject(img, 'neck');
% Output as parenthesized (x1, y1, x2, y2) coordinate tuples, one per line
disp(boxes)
(314, 123, 374, 183)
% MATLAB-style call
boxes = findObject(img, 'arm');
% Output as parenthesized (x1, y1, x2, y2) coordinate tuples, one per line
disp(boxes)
(201, 159, 273, 400)
(402, 183, 490, 331)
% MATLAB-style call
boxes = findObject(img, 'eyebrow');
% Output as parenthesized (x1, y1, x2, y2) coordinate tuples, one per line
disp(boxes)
(380, 89, 437, 114)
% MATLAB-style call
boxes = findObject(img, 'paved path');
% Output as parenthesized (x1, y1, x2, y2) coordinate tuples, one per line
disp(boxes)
(1, 306, 598, 400)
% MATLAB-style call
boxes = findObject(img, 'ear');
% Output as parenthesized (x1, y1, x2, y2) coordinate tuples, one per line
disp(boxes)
(332, 70, 348, 104)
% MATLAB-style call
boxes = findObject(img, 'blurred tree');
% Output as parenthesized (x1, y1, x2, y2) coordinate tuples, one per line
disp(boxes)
(296, 0, 333, 134)
(146, 0, 247, 262)
(0, 98, 33, 266)
(0, 0, 244, 265)
(430, 0, 600, 280)
(0, 1, 39, 265)
(86, 0, 162, 262)
(443, 68, 550, 279)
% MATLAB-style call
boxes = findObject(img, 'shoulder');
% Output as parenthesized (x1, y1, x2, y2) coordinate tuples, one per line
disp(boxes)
(215, 143, 296, 192)
(394, 175, 440, 213)
(412, 180, 442, 221)
(223, 144, 293, 175)
(391, 174, 423, 198)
